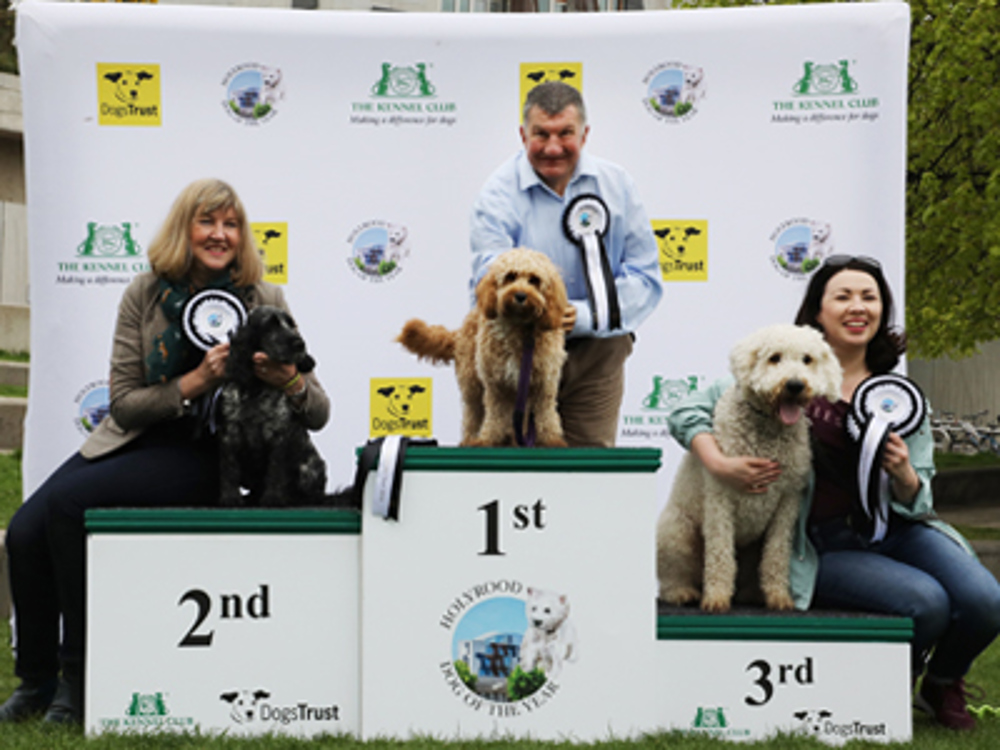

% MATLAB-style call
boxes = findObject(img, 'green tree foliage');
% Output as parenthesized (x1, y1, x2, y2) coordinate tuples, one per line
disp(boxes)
(906, 0, 1000, 358)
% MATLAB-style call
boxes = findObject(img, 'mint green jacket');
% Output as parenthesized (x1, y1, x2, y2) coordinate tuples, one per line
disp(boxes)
(666, 376, 972, 610)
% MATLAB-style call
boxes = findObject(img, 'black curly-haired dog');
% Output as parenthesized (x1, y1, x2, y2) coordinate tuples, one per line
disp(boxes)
(218, 305, 327, 506)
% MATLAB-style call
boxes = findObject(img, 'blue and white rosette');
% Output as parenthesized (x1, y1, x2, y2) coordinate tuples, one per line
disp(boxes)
(846, 374, 926, 542)
(562, 193, 621, 332)
(181, 288, 247, 350)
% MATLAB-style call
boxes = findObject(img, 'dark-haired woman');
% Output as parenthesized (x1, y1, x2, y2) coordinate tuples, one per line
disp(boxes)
(668, 256, 1000, 730)
(0, 179, 329, 724)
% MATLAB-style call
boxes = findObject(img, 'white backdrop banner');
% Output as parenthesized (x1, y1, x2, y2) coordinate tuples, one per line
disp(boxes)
(16, 1, 909, 503)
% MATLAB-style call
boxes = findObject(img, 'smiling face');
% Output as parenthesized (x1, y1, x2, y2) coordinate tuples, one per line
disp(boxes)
(520, 104, 589, 197)
(815, 268, 883, 354)
(189, 206, 241, 286)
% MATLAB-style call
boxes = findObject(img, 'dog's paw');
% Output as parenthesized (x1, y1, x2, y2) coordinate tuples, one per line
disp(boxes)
(763, 590, 795, 611)
(700, 591, 732, 613)
(660, 586, 701, 606)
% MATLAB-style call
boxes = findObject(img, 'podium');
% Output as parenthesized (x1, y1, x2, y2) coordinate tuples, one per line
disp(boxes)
(85, 508, 361, 736)
(84, 447, 913, 743)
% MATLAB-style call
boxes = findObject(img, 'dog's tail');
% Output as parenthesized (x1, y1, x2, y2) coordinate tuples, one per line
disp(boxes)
(396, 319, 456, 364)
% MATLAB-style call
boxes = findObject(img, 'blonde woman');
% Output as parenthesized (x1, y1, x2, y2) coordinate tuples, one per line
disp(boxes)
(0, 179, 329, 724)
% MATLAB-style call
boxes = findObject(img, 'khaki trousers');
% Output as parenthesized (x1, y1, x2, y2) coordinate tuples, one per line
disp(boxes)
(558, 334, 633, 448)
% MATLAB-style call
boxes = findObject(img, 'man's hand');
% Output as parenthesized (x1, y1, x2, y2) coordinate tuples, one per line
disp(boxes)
(561, 305, 577, 333)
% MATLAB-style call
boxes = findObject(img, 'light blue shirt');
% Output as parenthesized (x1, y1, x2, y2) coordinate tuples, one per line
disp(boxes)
(470, 150, 662, 338)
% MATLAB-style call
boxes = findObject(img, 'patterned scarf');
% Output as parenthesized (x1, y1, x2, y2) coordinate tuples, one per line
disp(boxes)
(145, 276, 245, 384)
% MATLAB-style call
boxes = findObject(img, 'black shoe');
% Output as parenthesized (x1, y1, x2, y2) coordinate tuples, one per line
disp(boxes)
(42, 677, 82, 725)
(0, 678, 58, 722)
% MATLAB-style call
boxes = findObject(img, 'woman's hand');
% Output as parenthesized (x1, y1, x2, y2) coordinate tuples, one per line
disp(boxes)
(883, 431, 920, 502)
(253, 352, 297, 390)
(179, 342, 229, 400)
(689, 433, 782, 494)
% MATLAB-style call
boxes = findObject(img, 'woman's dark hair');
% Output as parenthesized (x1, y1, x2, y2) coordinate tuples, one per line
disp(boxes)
(793, 256, 906, 374)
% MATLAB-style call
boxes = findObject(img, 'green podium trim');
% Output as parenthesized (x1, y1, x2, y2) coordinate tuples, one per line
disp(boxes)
(366, 445, 662, 472)
(657, 613, 913, 643)
(85, 508, 361, 534)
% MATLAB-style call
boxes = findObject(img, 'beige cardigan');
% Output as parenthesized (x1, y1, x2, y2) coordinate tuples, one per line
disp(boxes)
(80, 272, 330, 459)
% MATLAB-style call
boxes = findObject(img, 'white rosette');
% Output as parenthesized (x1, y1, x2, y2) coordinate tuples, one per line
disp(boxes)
(181, 289, 248, 351)
(562, 193, 621, 332)
(847, 374, 926, 541)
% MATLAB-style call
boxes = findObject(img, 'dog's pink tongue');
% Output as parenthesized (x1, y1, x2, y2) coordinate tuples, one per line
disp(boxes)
(779, 402, 803, 426)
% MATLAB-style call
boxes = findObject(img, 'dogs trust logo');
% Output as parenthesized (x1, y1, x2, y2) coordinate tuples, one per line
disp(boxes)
(346, 220, 410, 282)
(222, 63, 284, 125)
(253, 222, 288, 285)
(769, 218, 834, 278)
(370, 377, 432, 437)
(439, 581, 576, 719)
(96, 64, 162, 126)
(652, 220, 708, 282)
(519, 62, 583, 119)
(220, 688, 340, 726)
(643, 62, 705, 123)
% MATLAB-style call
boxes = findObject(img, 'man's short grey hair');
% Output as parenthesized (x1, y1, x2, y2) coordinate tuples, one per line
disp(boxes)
(522, 81, 587, 126)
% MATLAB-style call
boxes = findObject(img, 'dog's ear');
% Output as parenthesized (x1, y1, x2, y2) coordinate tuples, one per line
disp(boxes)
(220, 692, 238, 704)
(476, 272, 498, 319)
(104, 72, 122, 84)
(542, 271, 569, 331)
(729, 332, 760, 385)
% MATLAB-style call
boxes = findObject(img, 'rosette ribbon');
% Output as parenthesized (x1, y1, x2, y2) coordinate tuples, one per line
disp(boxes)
(562, 193, 621, 333)
(846, 374, 926, 542)
(182, 289, 248, 350)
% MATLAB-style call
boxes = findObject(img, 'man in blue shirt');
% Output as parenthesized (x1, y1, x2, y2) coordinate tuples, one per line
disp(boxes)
(470, 81, 662, 447)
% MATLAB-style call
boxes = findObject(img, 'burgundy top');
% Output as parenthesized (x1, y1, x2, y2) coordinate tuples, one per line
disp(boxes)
(806, 397, 861, 525)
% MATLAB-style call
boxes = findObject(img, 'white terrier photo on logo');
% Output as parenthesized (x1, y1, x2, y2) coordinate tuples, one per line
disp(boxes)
(518, 587, 579, 679)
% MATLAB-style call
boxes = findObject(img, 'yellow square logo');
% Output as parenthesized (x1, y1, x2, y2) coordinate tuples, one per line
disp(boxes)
(96, 63, 162, 126)
(652, 220, 709, 282)
(253, 222, 288, 285)
(370, 378, 432, 438)
(519, 63, 583, 120)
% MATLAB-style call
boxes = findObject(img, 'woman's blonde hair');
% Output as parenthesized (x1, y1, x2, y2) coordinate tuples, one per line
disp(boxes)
(146, 178, 263, 286)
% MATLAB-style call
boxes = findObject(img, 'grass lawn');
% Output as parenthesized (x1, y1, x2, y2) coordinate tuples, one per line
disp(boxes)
(2, 453, 1000, 747)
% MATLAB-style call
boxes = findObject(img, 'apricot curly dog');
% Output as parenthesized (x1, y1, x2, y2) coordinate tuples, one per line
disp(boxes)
(397, 248, 568, 447)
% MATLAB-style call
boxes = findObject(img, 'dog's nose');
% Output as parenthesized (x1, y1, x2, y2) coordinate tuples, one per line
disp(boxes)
(514, 292, 527, 304)
(785, 379, 805, 396)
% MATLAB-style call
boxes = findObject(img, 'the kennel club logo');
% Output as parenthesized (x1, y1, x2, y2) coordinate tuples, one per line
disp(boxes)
(439, 581, 577, 717)
(652, 220, 708, 281)
(220, 688, 340, 726)
(769, 218, 834, 278)
(253, 222, 289, 285)
(687, 707, 750, 738)
(643, 62, 705, 123)
(773, 60, 880, 125)
(95, 690, 195, 730)
(73, 380, 110, 437)
(96, 63, 162, 126)
(370, 377, 432, 437)
(57, 222, 149, 287)
(346, 220, 410, 282)
(621, 374, 703, 442)
(222, 63, 284, 124)
(351, 62, 457, 127)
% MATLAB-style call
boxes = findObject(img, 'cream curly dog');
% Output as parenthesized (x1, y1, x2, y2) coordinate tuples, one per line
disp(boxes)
(397, 248, 568, 447)
(657, 324, 842, 612)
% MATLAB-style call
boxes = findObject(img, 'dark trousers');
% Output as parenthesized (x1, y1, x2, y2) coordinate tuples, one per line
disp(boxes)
(558, 335, 633, 448)
(6, 422, 219, 682)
